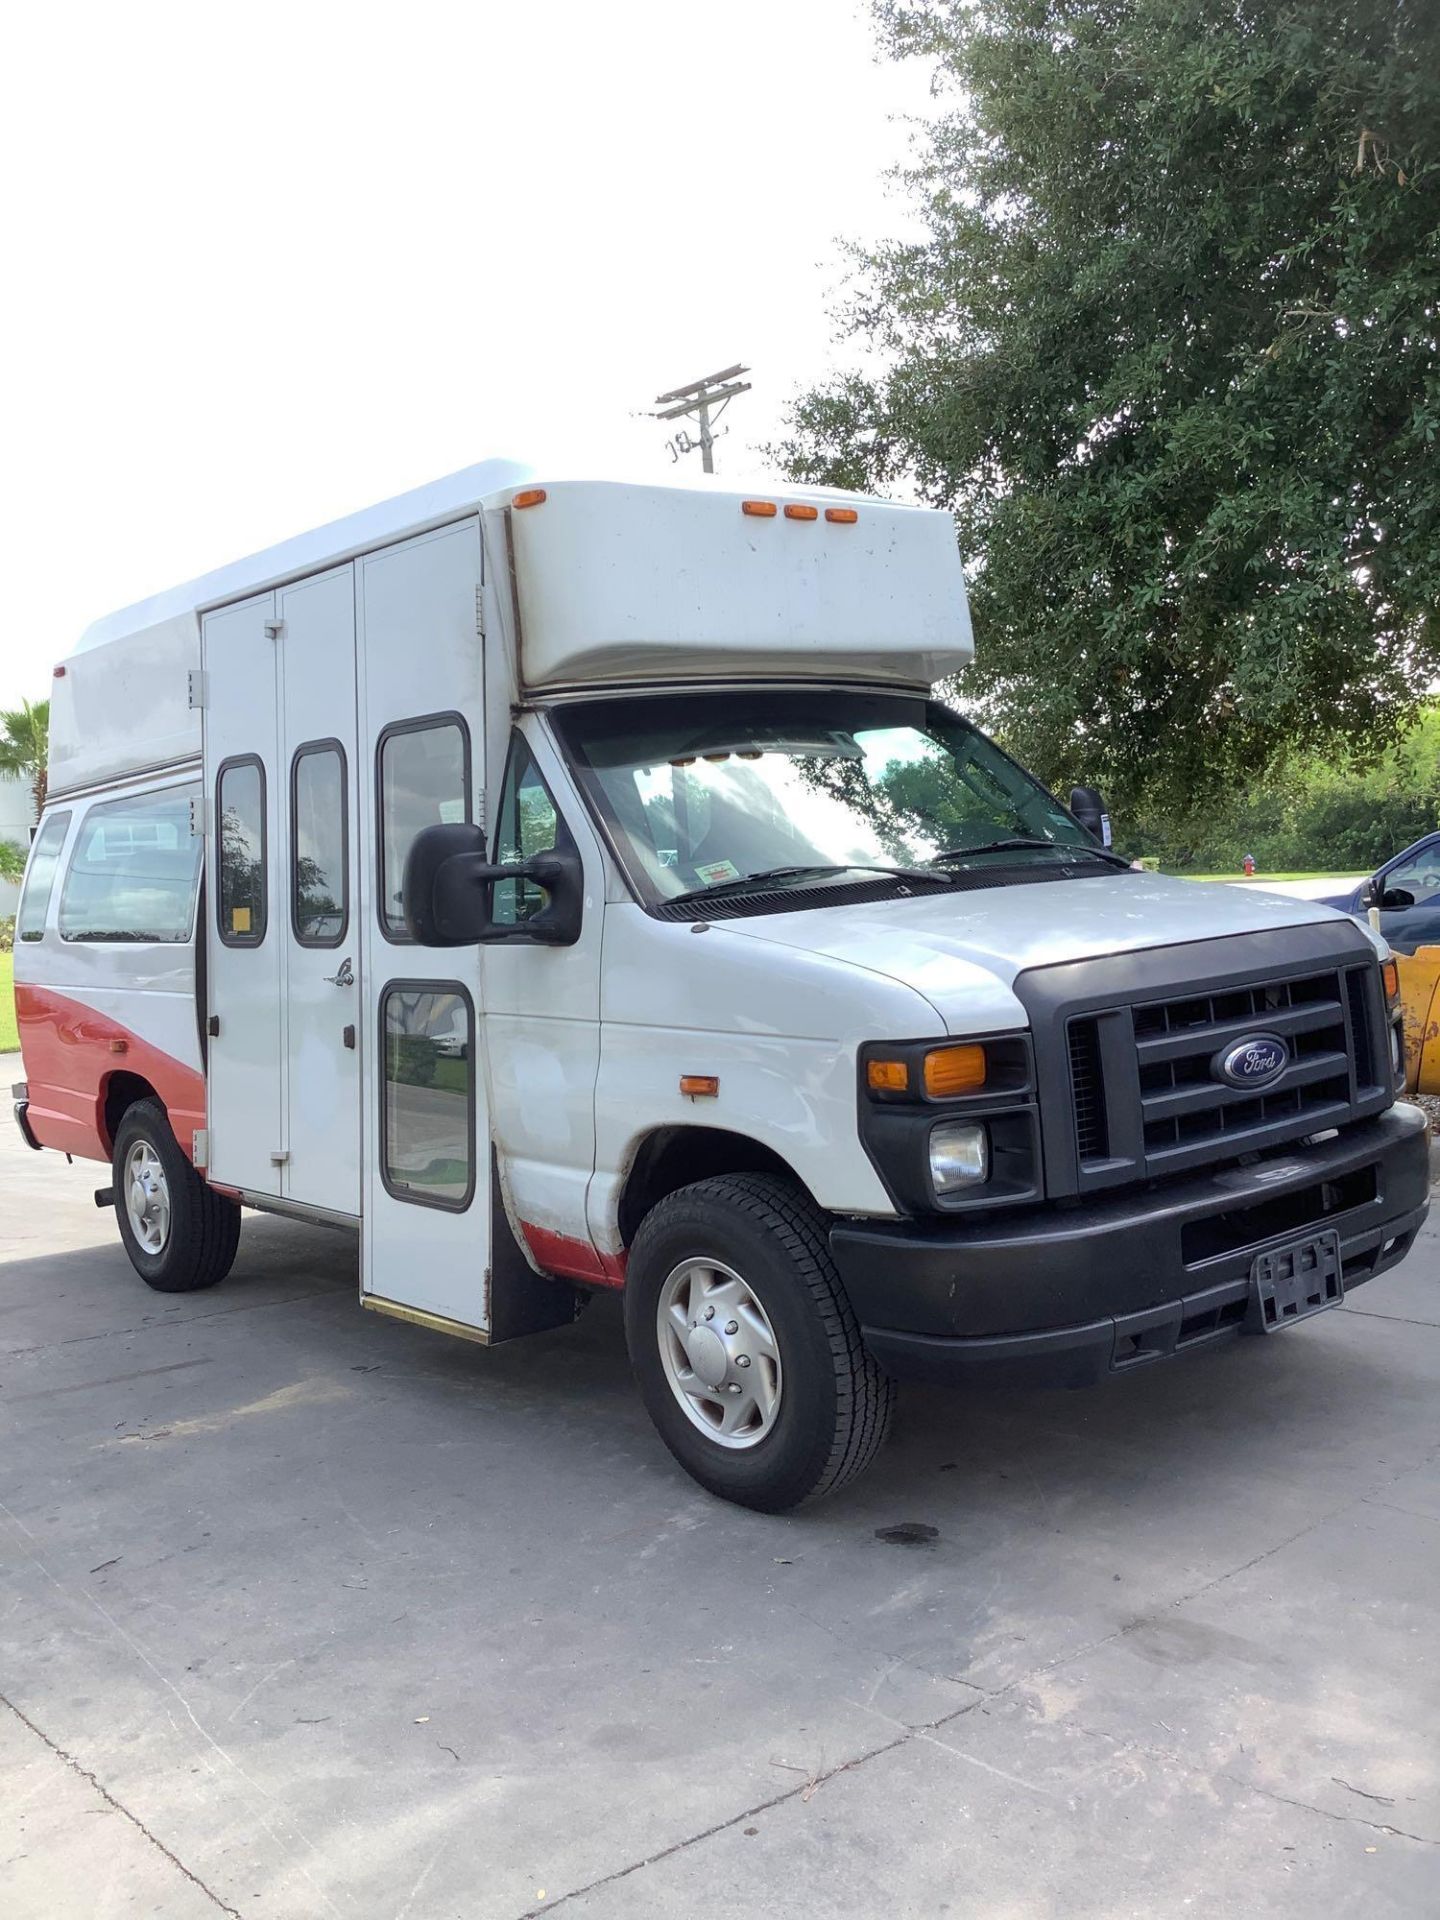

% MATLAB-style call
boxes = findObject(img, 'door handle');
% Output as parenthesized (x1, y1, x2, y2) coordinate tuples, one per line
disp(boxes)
(325, 957, 354, 987)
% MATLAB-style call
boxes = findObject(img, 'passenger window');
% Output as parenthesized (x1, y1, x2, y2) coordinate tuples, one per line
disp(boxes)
(216, 758, 267, 946)
(16, 811, 71, 941)
(292, 743, 347, 946)
(378, 715, 469, 940)
(492, 738, 563, 926)
(58, 786, 201, 944)
(380, 984, 475, 1209)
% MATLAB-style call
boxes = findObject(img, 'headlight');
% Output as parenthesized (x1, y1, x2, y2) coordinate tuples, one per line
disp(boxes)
(929, 1120, 989, 1194)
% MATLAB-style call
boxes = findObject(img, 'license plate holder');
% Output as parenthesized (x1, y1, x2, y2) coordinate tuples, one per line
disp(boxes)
(1246, 1230, 1344, 1333)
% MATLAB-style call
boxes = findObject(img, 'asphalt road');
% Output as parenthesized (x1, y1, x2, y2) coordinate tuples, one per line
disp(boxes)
(2, 1101, 1438, 1918)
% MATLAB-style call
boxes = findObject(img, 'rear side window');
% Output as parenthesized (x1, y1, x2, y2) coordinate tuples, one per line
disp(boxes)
(380, 983, 475, 1209)
(59, 786, 201, 944)
(377, 714, 470, 940)
(16, 811, 71, 941)
(217, 757, 267, 946)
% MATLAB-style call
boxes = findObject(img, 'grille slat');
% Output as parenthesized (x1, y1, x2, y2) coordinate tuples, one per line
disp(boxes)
(1132, 997, 1344, 1064)
(1141, 1050, 1350, 1122)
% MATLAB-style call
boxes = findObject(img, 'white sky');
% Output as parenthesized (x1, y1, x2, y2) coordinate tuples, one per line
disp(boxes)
(1, 0, 934, 712)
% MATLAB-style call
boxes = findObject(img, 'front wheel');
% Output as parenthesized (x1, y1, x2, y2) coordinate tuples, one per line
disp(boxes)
(113, 1098, 240, 1292)
(623, 1173, 894, 1511)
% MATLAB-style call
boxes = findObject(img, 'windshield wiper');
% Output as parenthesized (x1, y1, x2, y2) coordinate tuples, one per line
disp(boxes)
(666, 862, 953, 906)
(934, 837, 1132, 871)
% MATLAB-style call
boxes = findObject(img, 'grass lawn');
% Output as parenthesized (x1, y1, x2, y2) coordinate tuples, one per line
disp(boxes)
(0, 952, 16, 1054)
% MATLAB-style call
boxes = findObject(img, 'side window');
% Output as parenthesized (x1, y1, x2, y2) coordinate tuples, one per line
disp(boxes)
(216, 758, 267, 947)
(16, 811, 71, 941)
(378, 714, 470, 940)
(492, 737, 563, 927)
(1382, 848, 1440, 907)
(380, 984, 475, 1209)
(292, 743, 347, 946)
(58, 786, 201, 944)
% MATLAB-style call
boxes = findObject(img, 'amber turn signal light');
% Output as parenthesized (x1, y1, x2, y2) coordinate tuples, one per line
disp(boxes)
(923, 1044, 987, 1097)
(866, 1059, 910, 1094)
(1382, 958, 1400, 1003)
(679, 1074, 719, 1098)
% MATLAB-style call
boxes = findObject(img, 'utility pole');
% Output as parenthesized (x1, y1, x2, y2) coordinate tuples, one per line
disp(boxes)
(652, 363, 751, 473)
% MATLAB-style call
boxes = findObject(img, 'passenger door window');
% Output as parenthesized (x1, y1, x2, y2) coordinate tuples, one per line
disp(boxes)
(292, 742, 348, 946)
(380, 984, 475, 1209)
(377, 714, 470, 940)
(16, 811, 71, 941)
(492, 737, 563, 927)
(216, 757, 267, 946)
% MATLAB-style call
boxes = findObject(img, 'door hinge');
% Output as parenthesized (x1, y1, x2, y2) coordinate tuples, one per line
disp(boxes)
(475, 584, 485, 638)
(190, 794, 207, 836)
(343, 1024, 356, 1050)
(192, 1129, 208, 1169)
(207, 1014, 220, 1037)
(270, 1149, 290, 1166)
(264, 618, 286, 641)
(187, 669, 208, 709)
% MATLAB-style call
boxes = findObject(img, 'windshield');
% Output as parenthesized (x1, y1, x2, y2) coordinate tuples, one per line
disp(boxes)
(555, 690, 1099, 905)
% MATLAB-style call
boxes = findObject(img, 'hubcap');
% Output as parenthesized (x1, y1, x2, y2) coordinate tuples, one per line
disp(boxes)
(124, 1141, 171, 1256)
(656, 1258, 782, 1450)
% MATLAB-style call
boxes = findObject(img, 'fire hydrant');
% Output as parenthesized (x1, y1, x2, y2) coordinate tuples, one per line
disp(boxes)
(1242, 853, 1256, 877)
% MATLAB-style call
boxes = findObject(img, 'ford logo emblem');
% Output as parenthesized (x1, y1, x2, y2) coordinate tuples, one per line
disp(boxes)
(1214, 1033, 1290, 1088)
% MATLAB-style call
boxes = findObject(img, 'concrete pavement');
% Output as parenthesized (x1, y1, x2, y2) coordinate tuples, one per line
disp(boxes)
(2, 1098, 1437, 1917)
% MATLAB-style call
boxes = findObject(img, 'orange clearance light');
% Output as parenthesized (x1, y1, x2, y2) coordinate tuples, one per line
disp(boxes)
(825, 507, 859, 524)
(512, 488, 547, 509)
(784, 503, 818, 521)
(924, 1044, 987, 1097)
(741, 499, 777, 518)
(1382, 958, 1400, 1002)
(866, 1058, 910, 1094)
(680, 1074, 720, 1098)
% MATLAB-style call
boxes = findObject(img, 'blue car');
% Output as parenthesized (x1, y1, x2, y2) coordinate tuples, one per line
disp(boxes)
(1318, 831, 1440, 955)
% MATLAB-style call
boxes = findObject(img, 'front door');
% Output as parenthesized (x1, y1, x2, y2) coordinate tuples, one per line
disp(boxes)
(356, 520, 492, 1329)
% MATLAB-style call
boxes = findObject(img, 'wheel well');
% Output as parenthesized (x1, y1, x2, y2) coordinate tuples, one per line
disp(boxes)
(617, 1127, 807, 1244)
(102, 1073, 160, 1154)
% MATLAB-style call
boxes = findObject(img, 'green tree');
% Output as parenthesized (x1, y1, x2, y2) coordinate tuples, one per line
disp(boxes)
(776, 0, 1440, 827)
(0, 698, 50, 820)
(0, 840, 26, 884)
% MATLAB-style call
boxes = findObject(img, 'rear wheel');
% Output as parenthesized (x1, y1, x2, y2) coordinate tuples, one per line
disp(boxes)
(624, 1173, 894, 1511)
(112, 1098, 240, 1293)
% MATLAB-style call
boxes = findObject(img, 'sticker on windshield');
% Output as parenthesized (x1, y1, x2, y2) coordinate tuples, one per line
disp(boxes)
(694, 859, 741, 885)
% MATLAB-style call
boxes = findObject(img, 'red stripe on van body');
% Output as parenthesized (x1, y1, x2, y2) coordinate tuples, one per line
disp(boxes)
(520, 1222, 627, 1289)
(15, 983, 205, 1165)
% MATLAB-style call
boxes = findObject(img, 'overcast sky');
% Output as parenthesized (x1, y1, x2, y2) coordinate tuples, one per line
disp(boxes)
(1, 0, 934, 712)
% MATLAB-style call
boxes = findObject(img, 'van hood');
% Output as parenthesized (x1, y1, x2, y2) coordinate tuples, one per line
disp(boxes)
(722, 871, 1373, 1035)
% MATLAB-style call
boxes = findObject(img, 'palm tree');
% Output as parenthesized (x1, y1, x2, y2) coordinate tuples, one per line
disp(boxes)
(0, 698, 49, 820)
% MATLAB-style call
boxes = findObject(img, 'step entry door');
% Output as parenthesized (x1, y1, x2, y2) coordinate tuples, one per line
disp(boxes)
(356, 521, 492, 1334)
(202, 569, 360, 1215)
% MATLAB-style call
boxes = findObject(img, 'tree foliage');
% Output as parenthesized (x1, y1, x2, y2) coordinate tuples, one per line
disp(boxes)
(0, 699, 50, 819)
(776, 0, 1440, 825)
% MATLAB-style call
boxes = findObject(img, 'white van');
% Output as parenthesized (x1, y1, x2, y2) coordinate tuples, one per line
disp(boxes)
(13, 463, 1429, 1509)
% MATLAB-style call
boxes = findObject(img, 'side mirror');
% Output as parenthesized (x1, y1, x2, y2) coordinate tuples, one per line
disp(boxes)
(1380, 886, 1416, 912)
(402, 823, 583, 948)
(1070, 785, 1113, 849)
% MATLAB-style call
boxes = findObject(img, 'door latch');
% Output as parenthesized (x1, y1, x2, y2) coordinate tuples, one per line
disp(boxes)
(325, 957, 354, 987)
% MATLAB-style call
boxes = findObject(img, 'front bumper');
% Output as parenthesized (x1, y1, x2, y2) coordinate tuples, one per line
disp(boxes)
(832, 1104, 1431, 1389)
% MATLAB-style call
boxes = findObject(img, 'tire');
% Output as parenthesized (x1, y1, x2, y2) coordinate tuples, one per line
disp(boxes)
(623, 1173, 894, 1511)
(112, 1098, 240, 1293)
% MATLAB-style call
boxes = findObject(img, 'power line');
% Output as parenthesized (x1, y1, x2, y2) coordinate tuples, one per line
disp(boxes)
(652, 363, 752, 473)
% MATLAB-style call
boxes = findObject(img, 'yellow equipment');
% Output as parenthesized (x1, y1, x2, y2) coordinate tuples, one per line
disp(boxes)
(1395, 947, 1440, 1095)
